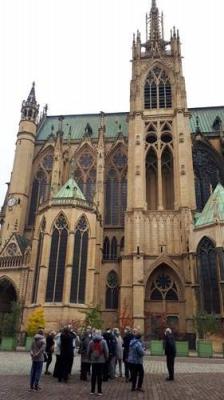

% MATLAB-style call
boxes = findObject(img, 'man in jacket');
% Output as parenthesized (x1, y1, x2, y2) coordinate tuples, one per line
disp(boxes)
(30, 328, 46, 391)
(128, 332, 145, 392)
(164, 328, 176, 381)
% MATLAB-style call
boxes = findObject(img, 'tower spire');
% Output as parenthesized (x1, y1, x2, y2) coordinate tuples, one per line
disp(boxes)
(145, 0, 167, 56)
(150, 0, 161, 43)
(21, 82, 39, 122)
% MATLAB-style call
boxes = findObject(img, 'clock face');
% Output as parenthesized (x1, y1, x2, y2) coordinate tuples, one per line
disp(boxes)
(7, 197, 17, 207)
(6, 243, 17, 256)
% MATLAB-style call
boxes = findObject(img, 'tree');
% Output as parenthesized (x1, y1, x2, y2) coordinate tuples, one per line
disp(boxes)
(119, 298, 133, 333)
(83, 306, 103, 329)
(26, 307, 45, 337)
(193, 311, 219, 339)
(1, 302, 21, 337)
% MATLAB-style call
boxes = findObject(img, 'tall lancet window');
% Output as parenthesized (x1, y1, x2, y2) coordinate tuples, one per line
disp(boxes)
(46, 214, 68, 302)
(73, 150, 96, 202)
(105, 271, 119, 309)
(146, 148, 158, 210)
(193, 143, 224, 211)
(28, 152, 53, 225)
(144, 67, 172, 109)
(197, 237, 220, 314)
(161, 147, 174, 209)
(70, 216, 89, 304)
(105, 147, 127, 226)
(32, 217, 46, 303)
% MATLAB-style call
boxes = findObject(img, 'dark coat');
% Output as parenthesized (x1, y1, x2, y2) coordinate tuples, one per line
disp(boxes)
(123, 332, 134, 362)
(164, 334, 176, 357)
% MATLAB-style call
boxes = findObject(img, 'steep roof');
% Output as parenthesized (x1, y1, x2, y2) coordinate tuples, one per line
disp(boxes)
(36, 107, 224, 141)
(53, 177, 86, 200)
(195, 183, 224, 228)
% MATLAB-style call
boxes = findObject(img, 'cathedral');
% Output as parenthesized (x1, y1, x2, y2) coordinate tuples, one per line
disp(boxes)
(1, 0, 224, 340)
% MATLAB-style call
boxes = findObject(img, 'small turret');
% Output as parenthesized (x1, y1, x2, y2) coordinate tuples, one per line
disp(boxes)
(21, 82, 39, 123)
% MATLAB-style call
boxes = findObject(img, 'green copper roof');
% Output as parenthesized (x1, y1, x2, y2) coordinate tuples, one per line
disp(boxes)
(195, 183, 224, 228)
(190, 107, 224, 134)
(36, 107, 224, 141)
(37, 113, 128, 141)
(53, 178, 86, 200)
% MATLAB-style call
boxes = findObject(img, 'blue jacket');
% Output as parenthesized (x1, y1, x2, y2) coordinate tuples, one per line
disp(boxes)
(128, 338, 145, 364)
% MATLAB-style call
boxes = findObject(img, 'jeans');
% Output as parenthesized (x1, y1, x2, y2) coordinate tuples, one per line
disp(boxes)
(30, 361, 43, 389)
(91, 363, 104, 393)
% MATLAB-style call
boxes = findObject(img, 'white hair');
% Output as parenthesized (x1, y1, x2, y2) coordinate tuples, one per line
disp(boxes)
(165, 328, 172, 335)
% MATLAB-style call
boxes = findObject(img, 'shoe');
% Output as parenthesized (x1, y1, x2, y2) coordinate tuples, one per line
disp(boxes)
(165, 377, 174, 381)
(90, 392, 95, 395)
(28, 387, 34, 392)
(137, 388, 145, 392)
(131, 388, 136, 392)
(34, 386, 42, 391)
(97, 393, 103, 396)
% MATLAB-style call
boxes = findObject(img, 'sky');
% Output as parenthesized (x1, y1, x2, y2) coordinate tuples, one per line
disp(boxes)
(0, 0, 223, 205)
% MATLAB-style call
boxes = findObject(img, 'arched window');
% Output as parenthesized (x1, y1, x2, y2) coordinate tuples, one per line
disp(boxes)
(161, 147, 174, 209)
(46, 214, 68, 302)
(149, 266, 179, 302)
(105, 148, 127, 226)
(111, 237, 117, 260)
(105, 271, 119, 309)
(70, 216, 89, 304)
(146, 148, 158, 210)
(197, 237, 220, 314)
(73, 150, 96, 202)
(103, 237, 110, 260)
(32, 217, 46, 303)
(193, 143, 224, 211)
(28, 152, 53, 225)
(120, 236, 125, 252)
(144, 67, 172, 110)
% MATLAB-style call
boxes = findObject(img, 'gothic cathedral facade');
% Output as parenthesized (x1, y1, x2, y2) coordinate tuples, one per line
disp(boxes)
(1, 0, 224, 339)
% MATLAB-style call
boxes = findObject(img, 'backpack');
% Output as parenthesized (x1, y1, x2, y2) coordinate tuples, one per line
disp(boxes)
(91, 340, 103, 361)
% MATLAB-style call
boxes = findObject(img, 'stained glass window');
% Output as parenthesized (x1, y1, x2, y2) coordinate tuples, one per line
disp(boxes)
(197, 237, 220, 314)
(105, 147, 127, 226)
(28, 151, 53, 226)
(145, 68, 172, 109)
(45, 214, 68, 302)
(70, 216, 89, 304)
(149, 265, 179, 301)
(106, 271, 119, 309)
(103, 237, 110, 260)
(72, 151, 96, 201)
(111, 237, 117, 260)
(32, 221, 45, 303)
(193, 143, 224, 211)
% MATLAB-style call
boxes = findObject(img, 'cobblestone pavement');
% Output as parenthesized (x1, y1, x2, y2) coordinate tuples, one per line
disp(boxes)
(0, 353, 224, 400)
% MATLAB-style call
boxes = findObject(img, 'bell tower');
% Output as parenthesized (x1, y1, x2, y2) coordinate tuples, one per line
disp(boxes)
(1, 83, 39, 245)
(120, 0, 196, 332)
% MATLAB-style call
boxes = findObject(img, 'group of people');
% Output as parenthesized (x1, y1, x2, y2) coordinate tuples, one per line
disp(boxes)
(29, 325, 176, 394)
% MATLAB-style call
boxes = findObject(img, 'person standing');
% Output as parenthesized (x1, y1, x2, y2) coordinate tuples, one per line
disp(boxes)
(128, 332, 145, 392)
(123, 327, 133, 382)
(58, 327, 74, 382)
(29, 329, 46, 391)
(45, 331, 55, 375)
(164, 328, 176, 381)
(79, 327, 92, 381)
(113, 328, 123, 377)
(87, 330, 109, 396)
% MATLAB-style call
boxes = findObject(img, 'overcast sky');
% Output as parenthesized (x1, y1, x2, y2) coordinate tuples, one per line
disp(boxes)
(0, 0, 223, 205)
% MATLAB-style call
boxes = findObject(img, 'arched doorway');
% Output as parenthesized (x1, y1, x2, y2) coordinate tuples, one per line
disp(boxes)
(145, 264, 184, 339)
(0, 278, 17, 313)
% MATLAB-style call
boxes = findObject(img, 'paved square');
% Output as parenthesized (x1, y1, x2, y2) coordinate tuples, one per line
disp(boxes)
(0, 353, 224, 400)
